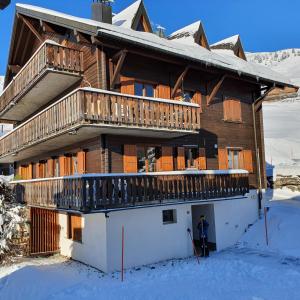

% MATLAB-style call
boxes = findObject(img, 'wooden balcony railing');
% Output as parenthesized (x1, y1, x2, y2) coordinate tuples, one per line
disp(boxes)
(0, 88, 201, 160)
(0, 40, 83, 115)
(11, 170, 249, 211)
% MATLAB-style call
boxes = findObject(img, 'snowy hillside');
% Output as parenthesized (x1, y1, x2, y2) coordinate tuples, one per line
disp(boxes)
(247, 50, 300, 176)
(247, 48, 300, 87)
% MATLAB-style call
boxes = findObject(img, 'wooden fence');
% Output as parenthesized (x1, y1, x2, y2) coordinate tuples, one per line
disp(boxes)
(12, 171, 249, 211)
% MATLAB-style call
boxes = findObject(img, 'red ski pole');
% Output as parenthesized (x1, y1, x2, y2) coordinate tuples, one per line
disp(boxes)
(187, 228, 200, 264)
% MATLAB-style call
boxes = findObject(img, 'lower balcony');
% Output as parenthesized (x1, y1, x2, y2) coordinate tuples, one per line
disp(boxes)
(11, 170, 249, 211)
(0, 88, 201, 163)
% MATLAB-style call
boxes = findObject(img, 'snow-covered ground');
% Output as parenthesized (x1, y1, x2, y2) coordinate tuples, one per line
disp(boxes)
(247, 50, 300, 176)
(1, 189, 300, 300)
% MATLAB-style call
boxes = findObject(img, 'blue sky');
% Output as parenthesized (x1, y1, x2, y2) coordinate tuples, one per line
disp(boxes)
(0, 0, 299, 75)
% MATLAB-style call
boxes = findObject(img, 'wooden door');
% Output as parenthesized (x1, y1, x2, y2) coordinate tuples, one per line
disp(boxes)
(160, 146, 174, 171)
(30, 208, 60, 255)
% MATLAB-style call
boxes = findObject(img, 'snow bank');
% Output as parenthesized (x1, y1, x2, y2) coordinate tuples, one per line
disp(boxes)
(239, 189, 300, 258)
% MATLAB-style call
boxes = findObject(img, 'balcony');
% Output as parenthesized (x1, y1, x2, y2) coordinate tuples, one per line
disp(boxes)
(11, 170, 249, 211)
(0, 88, 201, 163)
(0, 41, 83, 121)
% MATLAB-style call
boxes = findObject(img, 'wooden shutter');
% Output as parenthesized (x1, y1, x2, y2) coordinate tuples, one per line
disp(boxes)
(120, 76, 135, 95)
(238, 151, 244, 169)
(157, 84, 171, 99)
(177, 147, 185, 170)
(59, 156, 66, 176)
(243, 150, 253, 173)
(197, 148, 207, 170)
(35, 163, 40, 178)
(47, 159, 54, 177)
(192, 91, 202, 106)
(77, 151, 86, 174)
(27, 164, 33, 180)
(218, 149, 228, 170)
(69, 214, 82, 242)
(124, 144, 137, 173)
(161, 146, 174, 171)
(223, 98, 242, 121)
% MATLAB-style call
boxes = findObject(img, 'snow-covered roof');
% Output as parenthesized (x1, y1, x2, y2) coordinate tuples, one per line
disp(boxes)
(112, 0, 141, 29)
(211, 35, 240, 49)
(14, 3, 295, 88)
(168, 21, 202, 45)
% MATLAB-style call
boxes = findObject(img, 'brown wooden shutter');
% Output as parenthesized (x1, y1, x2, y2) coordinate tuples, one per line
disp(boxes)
(77, 151, 86, 174)
(197, 148, 207, 170)
(120, 76, 135, 95)
(218, 149, 228, 170)
(224, 98, 242, 121)
(243, 150, 253, 173)
(124, 144, 137, 173)
(59, 156, 66, 176)
(28, 164, 33, 180)
(157, 84, 171, 99)
(161, 146, 174, 171)
(69, 214, 82, 242)
(238, 151, 244, 169)
(177, 147, 185, 170)
(35, 163, 40, 178)
(192, 91, 202, 106)
(47, 159, 54, 177)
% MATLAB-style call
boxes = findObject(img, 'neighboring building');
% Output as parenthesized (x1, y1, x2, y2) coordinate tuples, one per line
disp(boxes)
(0, 1, 296, 272)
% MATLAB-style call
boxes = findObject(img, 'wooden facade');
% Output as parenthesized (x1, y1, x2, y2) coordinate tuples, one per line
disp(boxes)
(1, 2, 294, 214)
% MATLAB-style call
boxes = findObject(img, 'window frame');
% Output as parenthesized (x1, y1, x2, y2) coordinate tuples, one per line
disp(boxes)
(227, 147, 243, 170)
(134, 80, 157, 98)
(68, 213, 83, 243)
(162, 209, 177, 225)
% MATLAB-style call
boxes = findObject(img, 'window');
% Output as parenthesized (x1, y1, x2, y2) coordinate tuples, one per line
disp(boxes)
(162, 209, 177, 224)
(227, 148, 242, 169)
(134, 82, 155, 97)
(68, 214, 82, 243)
(182, 91, 195, 103)
(72, 155, 78, 174)
(54, 158, 60, 177)
(137, 146, 160, 173)
(223, 98, 242, 122)
(185, 147, 198, 169)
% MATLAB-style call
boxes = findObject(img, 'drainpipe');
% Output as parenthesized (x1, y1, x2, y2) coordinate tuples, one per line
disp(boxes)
(252, 86, 275, 216)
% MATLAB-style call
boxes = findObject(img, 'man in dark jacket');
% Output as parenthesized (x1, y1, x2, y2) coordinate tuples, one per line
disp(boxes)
(197, 215, 209, 257)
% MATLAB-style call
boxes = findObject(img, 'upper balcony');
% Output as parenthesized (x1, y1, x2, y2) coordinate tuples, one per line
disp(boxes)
(0, 40, 83, 121)
(0, 88, 201, 163)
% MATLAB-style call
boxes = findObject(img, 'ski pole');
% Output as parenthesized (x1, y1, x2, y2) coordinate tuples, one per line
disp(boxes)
(264, 207, 269, 246)
(187, 228, 200, 264)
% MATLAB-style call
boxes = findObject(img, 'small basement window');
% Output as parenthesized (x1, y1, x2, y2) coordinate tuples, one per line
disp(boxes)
(162, 209, 177, 224)
(68, 214, 82, 243)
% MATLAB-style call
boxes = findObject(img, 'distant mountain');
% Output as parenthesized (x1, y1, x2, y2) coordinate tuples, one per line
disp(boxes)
(247, 49, 300, 88)
(247, 49, 300, 177)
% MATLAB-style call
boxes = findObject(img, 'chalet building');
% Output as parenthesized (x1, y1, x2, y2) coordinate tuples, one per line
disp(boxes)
(0, 1, 297, 272)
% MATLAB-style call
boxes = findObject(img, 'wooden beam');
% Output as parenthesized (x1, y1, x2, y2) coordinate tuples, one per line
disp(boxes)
(12, 18, 25, 63)
(171, 66, 190, 99)
(110, 50, 127, 90)
(18, 14, 43, 42)
(73, 29, 90, 44)
(254, 86, 276, 111)
(207, 75, 226, 105)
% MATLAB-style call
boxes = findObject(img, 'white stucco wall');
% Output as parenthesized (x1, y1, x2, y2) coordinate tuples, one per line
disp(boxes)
(58, 190, 259, 273)
(59, 212, 108, 272)
(213, 190, 258, 250)
(105, 204, 194, 272)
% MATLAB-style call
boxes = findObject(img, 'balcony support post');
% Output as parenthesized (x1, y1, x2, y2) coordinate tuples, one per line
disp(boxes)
(171, 66, 190, 99)
(110, 50, 127, 90)
(18, 14, 43, 43)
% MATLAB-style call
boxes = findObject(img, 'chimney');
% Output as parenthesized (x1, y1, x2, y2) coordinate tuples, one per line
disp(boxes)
(156, 25, 166, 38)
(92, 0, 113, 24)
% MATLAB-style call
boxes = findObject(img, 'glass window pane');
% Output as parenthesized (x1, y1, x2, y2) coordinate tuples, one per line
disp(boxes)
(233, 150, 239, 169)
(228, 150, 233, 169)
(147, 147, 156, 172)
(134, 82, 143, 96)
(145, 84, 154, 97)
(137, 147, 146, 173)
